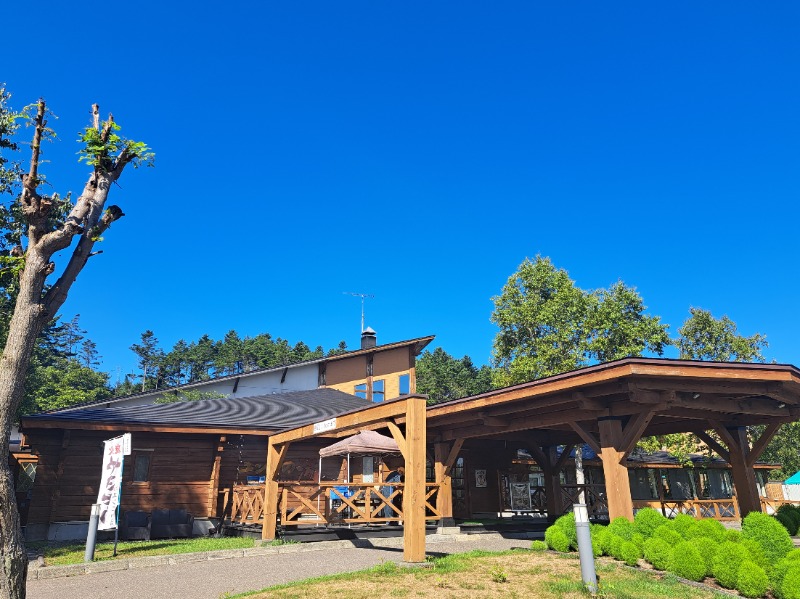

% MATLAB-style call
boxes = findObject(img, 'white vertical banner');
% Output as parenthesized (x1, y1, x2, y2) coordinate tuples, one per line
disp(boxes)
(96, 435, 127, 531)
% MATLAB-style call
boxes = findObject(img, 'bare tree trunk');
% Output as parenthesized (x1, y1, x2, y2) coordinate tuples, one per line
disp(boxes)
(0, 100, 143, 599)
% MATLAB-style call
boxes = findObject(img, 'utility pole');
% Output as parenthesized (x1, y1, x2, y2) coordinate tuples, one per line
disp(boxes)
(343, 292, 374, 332)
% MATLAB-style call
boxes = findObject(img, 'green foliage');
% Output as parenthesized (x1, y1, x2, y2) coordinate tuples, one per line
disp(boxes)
(154, 390, 226, 404)
(78, 120, 154, 170)
(777, 505, 800, 535)
(607, 516, 635, 541)
(415, 347, 493, 405)
(685, 518, 726, 543)
(726, 528, 742, 542)
(643, 537, 672, 571)
(772, 552, 800, 599)
(529, 540, 548, 551)
(736, 561, 769, 598)
(631, 532, 645, 550)
(667, 541, 706, 582)
(713, 541, 750, 589)
(544, 525, 571, 552)
(490, 256, 668, 385)
(620, 541, 642, 566)
(779, 564, 800, 599)
(741, 538, 770, 572)
(687, 536, 719, 577)
(591, 526, 611, 556)
(633, 508, 668, 539)
(776, 513, 797, 536)
(553, 512, 578, 549)
(609, 535, 626, 560)
(677, 307, 767, 362)
(762, 424, 800, 481)
(671, 514, 697, 538)
(652, 524, 683, 545)
(489, 566, 508, 583)
(742, 511, 794, 565)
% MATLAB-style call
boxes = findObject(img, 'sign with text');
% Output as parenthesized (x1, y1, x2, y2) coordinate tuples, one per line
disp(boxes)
(96, 435, 127, 530)
(313, 418, 336, 434)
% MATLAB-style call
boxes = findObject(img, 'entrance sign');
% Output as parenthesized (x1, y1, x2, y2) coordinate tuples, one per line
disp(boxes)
(313, 418, 336, 434)
(96, 435, 127, 530)
(510, 482, 532, 510)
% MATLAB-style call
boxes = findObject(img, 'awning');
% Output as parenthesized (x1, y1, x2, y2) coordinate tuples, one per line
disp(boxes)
(319, 429, 400, 458)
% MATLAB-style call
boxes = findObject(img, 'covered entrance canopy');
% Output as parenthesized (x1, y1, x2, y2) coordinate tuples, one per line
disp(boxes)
(260, 358, 800, 562)
(319, 429, 400, 457)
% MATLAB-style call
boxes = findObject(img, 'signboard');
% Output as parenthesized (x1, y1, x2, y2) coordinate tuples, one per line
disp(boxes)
(96, 435, 127, 530)
(313, 418, 336, 434)
(122, 433, 132, 456)
(510, 482, 532, 511)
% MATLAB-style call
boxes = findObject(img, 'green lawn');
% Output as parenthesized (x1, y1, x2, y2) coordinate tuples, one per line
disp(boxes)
(28, 536, 256, 566)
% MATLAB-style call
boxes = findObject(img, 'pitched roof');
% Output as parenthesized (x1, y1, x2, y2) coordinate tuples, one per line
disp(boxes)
(22, 388, 370, 434)
(53, 335, 435, 413)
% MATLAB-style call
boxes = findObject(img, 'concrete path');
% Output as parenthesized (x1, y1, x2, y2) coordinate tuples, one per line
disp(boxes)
(27, 533, 532, 599)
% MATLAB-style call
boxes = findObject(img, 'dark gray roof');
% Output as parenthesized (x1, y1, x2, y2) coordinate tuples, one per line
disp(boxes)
(22, 388, 370, 432)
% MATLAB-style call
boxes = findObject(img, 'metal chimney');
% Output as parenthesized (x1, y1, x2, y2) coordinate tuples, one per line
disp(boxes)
(361, 327, 377, 349)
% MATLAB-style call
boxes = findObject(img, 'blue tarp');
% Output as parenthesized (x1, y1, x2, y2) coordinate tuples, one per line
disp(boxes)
(785, 471, 800, 485)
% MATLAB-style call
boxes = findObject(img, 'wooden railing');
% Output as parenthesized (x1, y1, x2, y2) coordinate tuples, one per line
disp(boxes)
(560, 484, 609, 519)
(760, 497, 800, 515)
(230, 482, 442, 528)
(633, 498, 739, 520)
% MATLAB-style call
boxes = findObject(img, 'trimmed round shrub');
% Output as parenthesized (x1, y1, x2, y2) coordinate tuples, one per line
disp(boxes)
(631, 532, 645, 550)
(553, 512, 578, 549)
(620, 541, 642, 567)
(672, 514, 697, 538)
(591, 527, 611, 556)
(608, 516, 635, 541)
(726, 528, 743, 542)
(743, 511, 794, 565)
(777, 512, 798, 536)
(770, 552, 800, 599)
(713, 541, 750, 589)
(653, 524, 683, 545)
(545, 526, 571, 552)
(530, 540, 548, 551)
(776, 562, 800, 599)
(736, 561, 769, 598)
(609, 535, 626, 560)
(686, 518, 726, 543)
(668, 541, 706, 581)
(778, 504, 800, 534)
(633, 508, 668, 538)
(742, 538, 770, 572)
(643, 537, 673, 571)
(688, 536, 719, 577)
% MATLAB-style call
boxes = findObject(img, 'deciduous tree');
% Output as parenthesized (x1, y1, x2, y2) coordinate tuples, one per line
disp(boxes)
(416, 347, 493, 405)
(0, 92, 151, 598)
(677, 307, 767, 362)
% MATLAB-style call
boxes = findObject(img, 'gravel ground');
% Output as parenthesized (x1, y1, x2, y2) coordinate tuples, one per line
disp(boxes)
(26, 534, 532, 599)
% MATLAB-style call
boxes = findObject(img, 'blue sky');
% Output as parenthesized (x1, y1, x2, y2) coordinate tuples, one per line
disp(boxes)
(4, 2, 800, 379)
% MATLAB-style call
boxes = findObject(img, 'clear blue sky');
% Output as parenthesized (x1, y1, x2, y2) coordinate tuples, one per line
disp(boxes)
(4, 2, 800, 379)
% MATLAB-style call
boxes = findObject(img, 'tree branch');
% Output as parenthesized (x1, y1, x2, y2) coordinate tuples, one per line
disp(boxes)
(20, 100, 46, 223)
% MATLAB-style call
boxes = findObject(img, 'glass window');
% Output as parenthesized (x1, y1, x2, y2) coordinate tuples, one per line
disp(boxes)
(373, 379, 385, 403)
(354, 383, 367, 399)
(133, 453, 151, 483)
(398, 373, 410, 395)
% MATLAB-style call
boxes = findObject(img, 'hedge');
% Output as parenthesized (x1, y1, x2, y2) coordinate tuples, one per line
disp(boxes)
(545, 526, 571, 552)
(643, 537, 672, 571)
(607, 516, 635, 541)
(742, 511, 794, 565)
(686, 518, 726, 543)
(736, 561, 769, 599)
(652, 524, 683, 545)
(713, 541, 750, 589)
(633, 507, 668, 538)
(668, 541, 706, 582)
(688, 536, 719, 577)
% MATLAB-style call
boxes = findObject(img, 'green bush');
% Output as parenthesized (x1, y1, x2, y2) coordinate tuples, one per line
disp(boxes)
(742, 538, 770, 572)
(607, 516, 635, 540)
(743, 511, 794, 565)
(652, 524, 683, 545)
(672, 514, 697, 538)
(631, 532, 645, 550)
(668, 541, 706, 581)
(686, 518, 726, 543)
(713, 541, 750, 589)
(780, 564, 800, 599)
(591, 527, 610, 556)
(609, 535, 625, 560)
(530, 540, 548, 551)
(643, 537, 672, 571)
(778, 504, 800, 534)
(620, 540, 642, 567)
(736, 561, 769, 598)
(726, 528, 743, 542)
(688, 536, 719, 577)
(544, 526, 571, 553)
(633, 508, 668, 538)
(770, 551, 800, 599)
(553, 512, 578, 549)
(777, 512, 798, 536)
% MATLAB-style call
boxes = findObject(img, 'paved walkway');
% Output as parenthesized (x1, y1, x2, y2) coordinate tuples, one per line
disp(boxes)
(27, 533, 532, 599)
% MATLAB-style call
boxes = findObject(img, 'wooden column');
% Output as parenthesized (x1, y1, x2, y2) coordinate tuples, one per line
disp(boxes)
(434, 439, 463, 526)
(717, 425, 762, 518)
(209, 435, 225, 518)
(403, 396, 427, 562)
(261, 439, 289, 541)
(598, 418, 634, 521)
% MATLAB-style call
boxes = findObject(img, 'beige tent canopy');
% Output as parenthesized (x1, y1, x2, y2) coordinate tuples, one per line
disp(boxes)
(319, 430, 400, 458)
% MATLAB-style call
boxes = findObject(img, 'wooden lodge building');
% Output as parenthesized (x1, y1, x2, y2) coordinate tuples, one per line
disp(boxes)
(16, 355, 800, 562)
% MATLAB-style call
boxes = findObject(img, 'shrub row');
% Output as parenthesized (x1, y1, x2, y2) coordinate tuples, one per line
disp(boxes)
(540, 507, 796, 598)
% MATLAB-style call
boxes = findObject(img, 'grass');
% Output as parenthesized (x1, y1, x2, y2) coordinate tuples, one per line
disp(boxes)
(228, 550, 724, 599)
(28, 536, 256, 566)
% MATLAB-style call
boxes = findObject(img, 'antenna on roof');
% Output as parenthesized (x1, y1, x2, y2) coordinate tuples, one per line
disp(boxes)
(343, 292, 374, 333)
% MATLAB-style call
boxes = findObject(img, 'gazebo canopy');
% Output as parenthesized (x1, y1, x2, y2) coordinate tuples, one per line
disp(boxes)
(319, 429, 400, 458)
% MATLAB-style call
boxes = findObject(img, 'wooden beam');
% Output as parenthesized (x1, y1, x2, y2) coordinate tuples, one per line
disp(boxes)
(746, 423, 780, 468)
(386, 421, 408, 460)
(209, 435, 226, 518)
(568, 422, 601, 456)
(434, 442, 454, 522)
(619, 410, 656, 462)
(725, 426, 761, 517)
(694, 430, 730, 462)
(439, 408, 607, 442)
(443, 438, 464, 477)
(709, 420, 738, 451)
(262, 441, 289, 541)
(403, 397, 427, 562)
(598, 419, 634, 521)
(526, 444, 550, 470)
(554, 444, 576, 472)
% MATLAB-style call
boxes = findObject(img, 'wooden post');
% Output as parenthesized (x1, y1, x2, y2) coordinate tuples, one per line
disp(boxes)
(723, 426, 762, 518)
(542, 446, 562, 522)
(404, 396, 427, 562)
(597, 418, 634, 521)
(434, 440, 462, 526)
(261, 439, 289, 541)
(209, 435, 225, 518)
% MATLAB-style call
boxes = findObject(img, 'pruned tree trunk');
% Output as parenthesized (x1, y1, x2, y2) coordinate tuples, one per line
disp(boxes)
(0, 100, 145, 599)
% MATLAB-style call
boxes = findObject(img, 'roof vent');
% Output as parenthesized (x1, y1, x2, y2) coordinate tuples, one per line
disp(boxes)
(361, 327, 377, 349)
